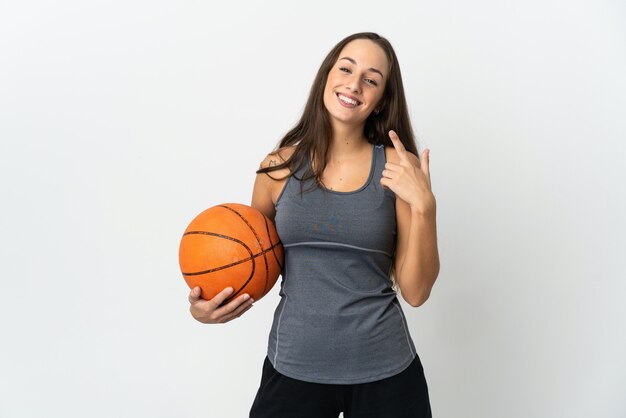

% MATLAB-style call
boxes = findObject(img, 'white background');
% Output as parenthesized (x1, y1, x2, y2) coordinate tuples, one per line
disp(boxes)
(1, 1, 625, 417)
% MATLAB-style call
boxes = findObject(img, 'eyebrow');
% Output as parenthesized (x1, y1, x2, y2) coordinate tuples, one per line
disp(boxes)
(338, 57, 385, 78)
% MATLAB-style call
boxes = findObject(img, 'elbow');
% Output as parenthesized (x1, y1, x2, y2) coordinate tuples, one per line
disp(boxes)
(404, 289, 431, 308)
(397, 269, 439, 308)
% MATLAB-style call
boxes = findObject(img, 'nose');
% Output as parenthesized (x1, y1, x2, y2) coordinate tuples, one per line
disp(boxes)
(346, 76, 361, 93)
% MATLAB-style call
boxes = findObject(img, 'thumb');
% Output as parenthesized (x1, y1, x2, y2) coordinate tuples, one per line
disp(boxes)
(188, 286, 202, 304)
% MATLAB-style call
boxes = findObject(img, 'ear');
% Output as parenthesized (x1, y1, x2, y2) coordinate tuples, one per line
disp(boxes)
(374, 100, 384, 115)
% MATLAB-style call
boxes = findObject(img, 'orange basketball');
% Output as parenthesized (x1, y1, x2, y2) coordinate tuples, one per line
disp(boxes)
(179, 203, 283, 303)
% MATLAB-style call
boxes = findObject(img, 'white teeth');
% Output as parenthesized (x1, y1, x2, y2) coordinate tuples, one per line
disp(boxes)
(338, 94, 358, 105)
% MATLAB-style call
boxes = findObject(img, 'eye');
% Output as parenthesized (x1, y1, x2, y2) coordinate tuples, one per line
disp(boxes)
(365, 78, 378, 86)
(339, 66, 351, 73)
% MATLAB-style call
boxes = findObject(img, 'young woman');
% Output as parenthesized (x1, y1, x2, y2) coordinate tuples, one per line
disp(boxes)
(189, 32, 439, 417)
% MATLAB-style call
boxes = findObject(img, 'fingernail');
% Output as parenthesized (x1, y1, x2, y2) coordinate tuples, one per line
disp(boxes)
(226, 287, 234, 294)
(242, 294, 250, 301)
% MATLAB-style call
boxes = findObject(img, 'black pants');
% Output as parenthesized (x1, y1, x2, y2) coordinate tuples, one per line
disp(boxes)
(249, 356, 432, 418)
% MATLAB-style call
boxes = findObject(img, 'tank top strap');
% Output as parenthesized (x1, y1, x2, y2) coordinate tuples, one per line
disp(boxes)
(368, 143, 386, 190)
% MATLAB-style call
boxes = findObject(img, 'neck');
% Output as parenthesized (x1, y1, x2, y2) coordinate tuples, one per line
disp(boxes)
(329, 122, 368, 159)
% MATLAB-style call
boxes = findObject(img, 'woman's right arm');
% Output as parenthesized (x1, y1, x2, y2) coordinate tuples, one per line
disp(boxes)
(188, 149, 290, 324)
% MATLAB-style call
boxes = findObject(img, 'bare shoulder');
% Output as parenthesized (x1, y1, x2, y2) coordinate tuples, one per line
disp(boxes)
(252, 145, 297, 219)
(384, 145, 419, 165)
(259, 145, 296, 177)
(384, 146, 400, 164)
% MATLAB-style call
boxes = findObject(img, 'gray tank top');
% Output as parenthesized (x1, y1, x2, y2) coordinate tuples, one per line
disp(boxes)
(267, 142, 417, 384)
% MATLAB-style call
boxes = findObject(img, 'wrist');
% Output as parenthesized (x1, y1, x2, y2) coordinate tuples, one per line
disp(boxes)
(410, 198, 436, 217)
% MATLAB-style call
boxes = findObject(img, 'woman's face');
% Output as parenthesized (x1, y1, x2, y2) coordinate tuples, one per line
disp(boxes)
(323, 39, 389, 129)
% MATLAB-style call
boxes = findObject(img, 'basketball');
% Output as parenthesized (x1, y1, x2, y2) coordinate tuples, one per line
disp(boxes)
(179, 203, 283, 303)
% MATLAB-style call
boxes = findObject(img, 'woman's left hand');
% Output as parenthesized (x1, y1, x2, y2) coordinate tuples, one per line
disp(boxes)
(380, 130, 436, 215)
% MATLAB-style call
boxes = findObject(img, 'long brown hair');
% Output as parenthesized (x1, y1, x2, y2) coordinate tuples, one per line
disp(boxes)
(257, 32, 419, 189)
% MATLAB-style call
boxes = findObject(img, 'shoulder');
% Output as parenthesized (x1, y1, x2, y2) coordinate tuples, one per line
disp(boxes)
(253, 145, 297, 221)
(259, 145, 297, 173)
(384, 145, 419, 165)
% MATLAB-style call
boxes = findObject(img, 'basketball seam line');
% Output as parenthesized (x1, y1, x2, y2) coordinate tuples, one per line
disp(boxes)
(182, 228, 255, 301)
(218, 205, 272, 297)
(181, 242, 282, 276)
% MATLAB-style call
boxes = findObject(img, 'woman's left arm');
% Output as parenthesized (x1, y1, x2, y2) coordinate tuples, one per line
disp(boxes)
(381, 130, 440, 307)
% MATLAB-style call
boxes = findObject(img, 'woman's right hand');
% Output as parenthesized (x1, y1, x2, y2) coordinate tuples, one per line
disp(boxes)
(188, 286, 254, 324)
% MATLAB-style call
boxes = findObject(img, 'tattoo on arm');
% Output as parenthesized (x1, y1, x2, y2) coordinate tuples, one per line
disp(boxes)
(269, 159, 277, 167)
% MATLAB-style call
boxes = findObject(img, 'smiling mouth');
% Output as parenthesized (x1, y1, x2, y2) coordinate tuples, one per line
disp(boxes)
(336, 93, 362, 107)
